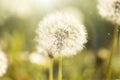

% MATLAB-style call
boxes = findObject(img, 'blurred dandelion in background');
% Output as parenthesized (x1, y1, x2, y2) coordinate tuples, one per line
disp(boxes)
(29, 52, 48, 66)
(0, 0, 32, 18)
(0, 50, 8, 77)
(97, 0, 120, 25)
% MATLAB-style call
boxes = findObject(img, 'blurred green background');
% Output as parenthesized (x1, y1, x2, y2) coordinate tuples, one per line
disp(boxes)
(0, 0, 120, 80)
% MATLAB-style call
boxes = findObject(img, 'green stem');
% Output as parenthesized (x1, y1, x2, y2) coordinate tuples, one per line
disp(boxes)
(49, 58, 54, 80)
(58, 55, 62, 80)
(105, 25, 119, 80)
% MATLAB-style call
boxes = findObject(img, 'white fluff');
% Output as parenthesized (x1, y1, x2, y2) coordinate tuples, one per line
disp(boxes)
(98, 0, 120, 25)
(36, 12, 87, 57)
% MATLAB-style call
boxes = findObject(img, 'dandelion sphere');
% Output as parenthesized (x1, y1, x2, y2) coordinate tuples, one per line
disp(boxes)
(0, 50, 8, 77)
(36, 12, 87, 57)
(98, 0, 120, 25)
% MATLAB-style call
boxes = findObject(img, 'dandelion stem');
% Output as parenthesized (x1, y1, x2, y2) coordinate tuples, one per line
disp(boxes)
(105, 24, 119, 80)
(58, 55, 62, 80)
(49, 58, 54, 80)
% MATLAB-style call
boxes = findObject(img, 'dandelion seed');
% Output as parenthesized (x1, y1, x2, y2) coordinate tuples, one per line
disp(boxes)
(0, 50, 8, 77)
(98, 0, 120, 25)
(36, 12, 87, 58)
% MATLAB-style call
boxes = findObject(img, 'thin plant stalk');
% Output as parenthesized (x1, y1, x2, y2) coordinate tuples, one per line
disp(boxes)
(118, 30, 120, 54)
(58, 55, 62, 80)
(105, 24, 119, 80)
(49, 58, 54, 80)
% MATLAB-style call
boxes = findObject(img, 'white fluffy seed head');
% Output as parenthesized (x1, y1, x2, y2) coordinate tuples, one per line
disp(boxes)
(36, 12, 87, 58)
(0, 50, 8, 77)
(98, 0, 120, 25)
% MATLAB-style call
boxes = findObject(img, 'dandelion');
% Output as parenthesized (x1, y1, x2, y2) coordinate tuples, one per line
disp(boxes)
(0, 0, 31, 18)
(36, 12, 87, 57)
(97, 0, 120, 80)
(29, 52, 48, 66)
(0, 50, 8, 77)
(36, 12, 87, 80)
(98, 0, 120, 25)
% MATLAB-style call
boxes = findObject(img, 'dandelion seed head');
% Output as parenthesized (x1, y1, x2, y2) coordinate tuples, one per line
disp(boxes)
(98, 0, 120, 25)
(0, 50, 8, 77)
(36, 12, 87, 57)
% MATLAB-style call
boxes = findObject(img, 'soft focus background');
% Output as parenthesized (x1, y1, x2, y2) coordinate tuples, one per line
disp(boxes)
(0, 0, 120, 80)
